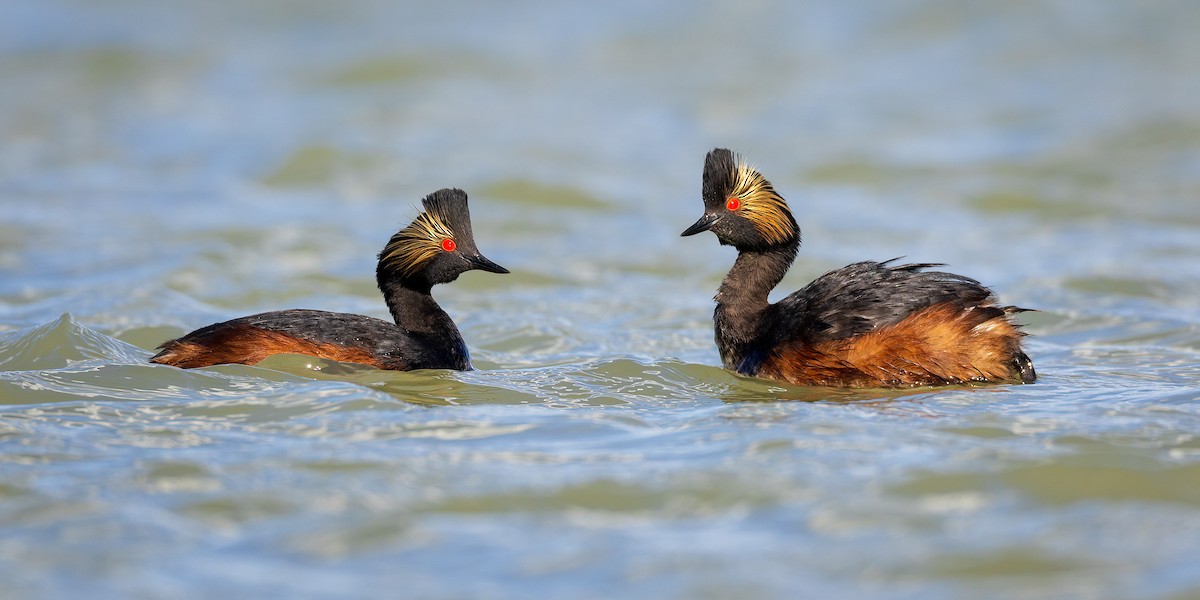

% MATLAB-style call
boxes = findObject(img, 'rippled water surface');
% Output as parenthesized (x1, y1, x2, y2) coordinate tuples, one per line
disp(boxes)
(3, 1, 1200, 598)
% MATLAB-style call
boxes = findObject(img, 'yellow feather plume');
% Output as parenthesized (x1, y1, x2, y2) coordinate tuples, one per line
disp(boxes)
(379, 209, 455, 278)
(728, 159, 795, 245)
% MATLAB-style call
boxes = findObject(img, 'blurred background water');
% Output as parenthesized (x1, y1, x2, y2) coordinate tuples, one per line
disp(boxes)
(2, 1, 1199, 598)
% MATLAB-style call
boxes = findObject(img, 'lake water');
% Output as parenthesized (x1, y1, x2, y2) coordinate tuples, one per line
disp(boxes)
(2, 1, 1199, 598)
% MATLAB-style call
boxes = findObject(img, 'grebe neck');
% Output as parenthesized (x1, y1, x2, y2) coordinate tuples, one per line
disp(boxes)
(713, 241, 797, 369)
(378, 280, 459, 336)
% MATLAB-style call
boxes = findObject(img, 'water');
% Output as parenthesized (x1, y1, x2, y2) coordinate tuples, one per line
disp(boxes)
(2, 1, 1200, 598)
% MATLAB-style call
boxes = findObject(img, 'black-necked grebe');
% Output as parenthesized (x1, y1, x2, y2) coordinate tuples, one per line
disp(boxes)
(681, 148, 1035, 388)
(151, 188, 508, 370)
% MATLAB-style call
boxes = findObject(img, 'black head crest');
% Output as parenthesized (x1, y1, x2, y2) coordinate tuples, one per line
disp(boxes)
(702, 148, 738, 207)
(420, 188, 475, 244)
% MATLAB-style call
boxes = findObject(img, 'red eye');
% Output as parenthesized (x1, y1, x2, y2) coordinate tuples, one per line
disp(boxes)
(726, 197, 741, 211)
(441, 238, 456, 252)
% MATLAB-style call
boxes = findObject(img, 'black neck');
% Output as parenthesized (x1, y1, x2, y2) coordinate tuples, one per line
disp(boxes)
(713, 241, 798, 370)
(378, 280, 456, 334)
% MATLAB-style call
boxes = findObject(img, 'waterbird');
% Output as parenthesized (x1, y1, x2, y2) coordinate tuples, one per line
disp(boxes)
(151, 188, 508, 370)
(681, 148, 1036, 388)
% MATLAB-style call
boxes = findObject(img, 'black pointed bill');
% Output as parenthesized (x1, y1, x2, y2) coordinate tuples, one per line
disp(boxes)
(681, 213, 719, 237)
(467, 253, 510, 274)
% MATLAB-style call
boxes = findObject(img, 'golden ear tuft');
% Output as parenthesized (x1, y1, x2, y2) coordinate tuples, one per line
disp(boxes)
(380, 209, 456, 277)
(728, 159, 795, 245)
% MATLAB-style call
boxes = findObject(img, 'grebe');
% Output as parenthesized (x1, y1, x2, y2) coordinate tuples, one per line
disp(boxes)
(151, 188, 508, 370)
(681, 148, 1035, 388)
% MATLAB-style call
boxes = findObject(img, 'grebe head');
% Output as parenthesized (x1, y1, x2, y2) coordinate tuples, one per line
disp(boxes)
(681, 148, 799, 251)
(377, 188, 509, 290)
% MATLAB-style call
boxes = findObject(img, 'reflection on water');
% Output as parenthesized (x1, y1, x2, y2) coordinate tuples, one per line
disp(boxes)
(2, 0, 1200, 598)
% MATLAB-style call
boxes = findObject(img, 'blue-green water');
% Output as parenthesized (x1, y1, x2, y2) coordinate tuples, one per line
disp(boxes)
(3, 1, 1200, 598)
